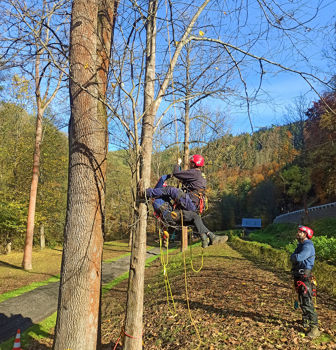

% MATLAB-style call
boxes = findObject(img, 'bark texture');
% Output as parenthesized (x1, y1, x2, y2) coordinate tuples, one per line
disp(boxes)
(22, 108, 43, 270)
(123, 1, 157, 349)
(53, 0, 117, 348)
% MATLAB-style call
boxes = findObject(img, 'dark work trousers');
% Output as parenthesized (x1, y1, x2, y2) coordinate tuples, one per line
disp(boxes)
(294, 271, 318, 326)
(161, 209, 209, 238)
(147, 186, 197, 212)
(182, 210, 209, 236)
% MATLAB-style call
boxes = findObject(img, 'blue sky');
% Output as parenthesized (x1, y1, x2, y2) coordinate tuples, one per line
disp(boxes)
(210, 0, 336, 135)
(228, 74, 318, 134)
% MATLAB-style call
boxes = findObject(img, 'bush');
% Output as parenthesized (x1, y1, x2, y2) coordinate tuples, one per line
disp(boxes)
(247, 219, 336, 264)
(312, 236, 336, 264)
(0, 198, 27, 248)
(309, 218, 336, 239)
(229, 236, 291, 270)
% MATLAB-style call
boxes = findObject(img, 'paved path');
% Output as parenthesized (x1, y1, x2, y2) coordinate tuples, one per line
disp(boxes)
(0, 247, 161, 343)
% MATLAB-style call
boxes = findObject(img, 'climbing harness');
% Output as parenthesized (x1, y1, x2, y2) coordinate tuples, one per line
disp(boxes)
(311, 275, 317, 307)
(292, 269, 318, 310)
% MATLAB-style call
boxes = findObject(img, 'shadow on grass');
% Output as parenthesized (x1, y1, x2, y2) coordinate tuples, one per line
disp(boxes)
(228, 245, 336, 311)
(51, 247, 63, 252)
(165, 298, 303, 332)
(0, 261, 22, 270)
(0, 313, 52, 349)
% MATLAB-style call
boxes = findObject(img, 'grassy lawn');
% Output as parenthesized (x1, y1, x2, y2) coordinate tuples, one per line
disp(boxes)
(1, 239, 335, 349)
(0, 241, 132, 296)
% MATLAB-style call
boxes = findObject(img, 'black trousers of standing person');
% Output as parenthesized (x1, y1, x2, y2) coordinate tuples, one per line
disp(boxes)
(293, 269, 318, 327)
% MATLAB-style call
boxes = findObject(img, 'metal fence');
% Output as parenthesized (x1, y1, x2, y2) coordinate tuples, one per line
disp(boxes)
(273, 202, 336, 224)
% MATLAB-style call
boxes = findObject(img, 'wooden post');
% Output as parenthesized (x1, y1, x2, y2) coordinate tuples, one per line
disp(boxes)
(40, 224, 45, 250)
(181, 225, 188, 252)
(5, 242, 12, 254)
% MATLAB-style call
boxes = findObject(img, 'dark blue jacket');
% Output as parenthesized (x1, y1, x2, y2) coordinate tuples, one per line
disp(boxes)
(152, 175, 172, 212)
(173, 165, 206, 191)
(290, 239, 315, 271)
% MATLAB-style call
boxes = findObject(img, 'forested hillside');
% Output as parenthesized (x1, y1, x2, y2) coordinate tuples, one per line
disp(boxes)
(0, 102, 68, 249)
(1, 90, 335, 246)
(148, 91, 336, 232)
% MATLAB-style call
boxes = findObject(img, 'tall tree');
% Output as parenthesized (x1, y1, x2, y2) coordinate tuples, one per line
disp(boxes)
(122, 1, 211, 348)
(305, 91, 336, 202)
(53, 0, 118, 348)
(1, 0, 68, 269)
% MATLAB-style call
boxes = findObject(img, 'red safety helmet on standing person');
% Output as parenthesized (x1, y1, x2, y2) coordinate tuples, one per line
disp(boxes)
(189, 154, 204, 167)
(298, 225, 314, 239)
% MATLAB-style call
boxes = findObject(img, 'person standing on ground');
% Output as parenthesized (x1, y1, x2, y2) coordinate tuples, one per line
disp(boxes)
(290, 225, 320, 339)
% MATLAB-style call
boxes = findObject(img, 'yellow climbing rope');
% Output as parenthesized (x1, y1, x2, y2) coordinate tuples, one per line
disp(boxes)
(180, 211, 203, 347)
(180, 210, 204, 273)
(158, 227, 177, 316)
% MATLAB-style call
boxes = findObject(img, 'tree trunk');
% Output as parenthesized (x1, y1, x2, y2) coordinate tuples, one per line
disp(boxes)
(20, 5, 65, 270)
(123, 2, 157, 349)
(53, 0, 117, 348)
(183, 47, 191, 169)
(123, 2, 210, 348)
(22, 107, 43, 270)
(183, 99, 190, 169)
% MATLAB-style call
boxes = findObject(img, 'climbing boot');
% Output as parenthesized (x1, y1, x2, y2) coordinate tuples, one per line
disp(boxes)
(307, 326, 320, 339)
(171, 210, 181, 221)
(302, 319, 310, 330)
(207, 232, 228, 246)
(200, 234, 209, 248)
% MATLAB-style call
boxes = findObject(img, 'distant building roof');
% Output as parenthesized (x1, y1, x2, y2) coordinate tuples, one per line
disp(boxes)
(242, 218, 262, 228)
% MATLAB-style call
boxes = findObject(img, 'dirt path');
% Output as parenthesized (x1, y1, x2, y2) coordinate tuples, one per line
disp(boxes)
(100, 243, 336, 350)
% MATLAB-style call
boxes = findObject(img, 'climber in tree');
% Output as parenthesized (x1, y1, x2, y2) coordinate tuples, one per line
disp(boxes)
(147, 155, 228, 248)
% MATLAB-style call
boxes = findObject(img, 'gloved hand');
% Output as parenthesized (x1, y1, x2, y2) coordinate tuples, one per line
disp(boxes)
(161, 174, 172, 182)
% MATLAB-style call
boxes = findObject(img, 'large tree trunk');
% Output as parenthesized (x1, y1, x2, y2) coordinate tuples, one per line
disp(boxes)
(53, 0, 117, 348)
(123, 1, 157, 349)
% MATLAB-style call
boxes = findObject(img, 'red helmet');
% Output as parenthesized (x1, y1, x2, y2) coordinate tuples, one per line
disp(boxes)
(189, 154, 204, 167)
(298, 225, 314, 239)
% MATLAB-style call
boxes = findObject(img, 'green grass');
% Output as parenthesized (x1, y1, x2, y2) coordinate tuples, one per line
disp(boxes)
(0, 275, 60, 303)
(0, 241, 150, 303)
(0, 249, 163, 349)
(102, 271, 130, 295)
(103, 252, 131, 263)
(229, 236, 336, 297)
(0, 313, 57, 350)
